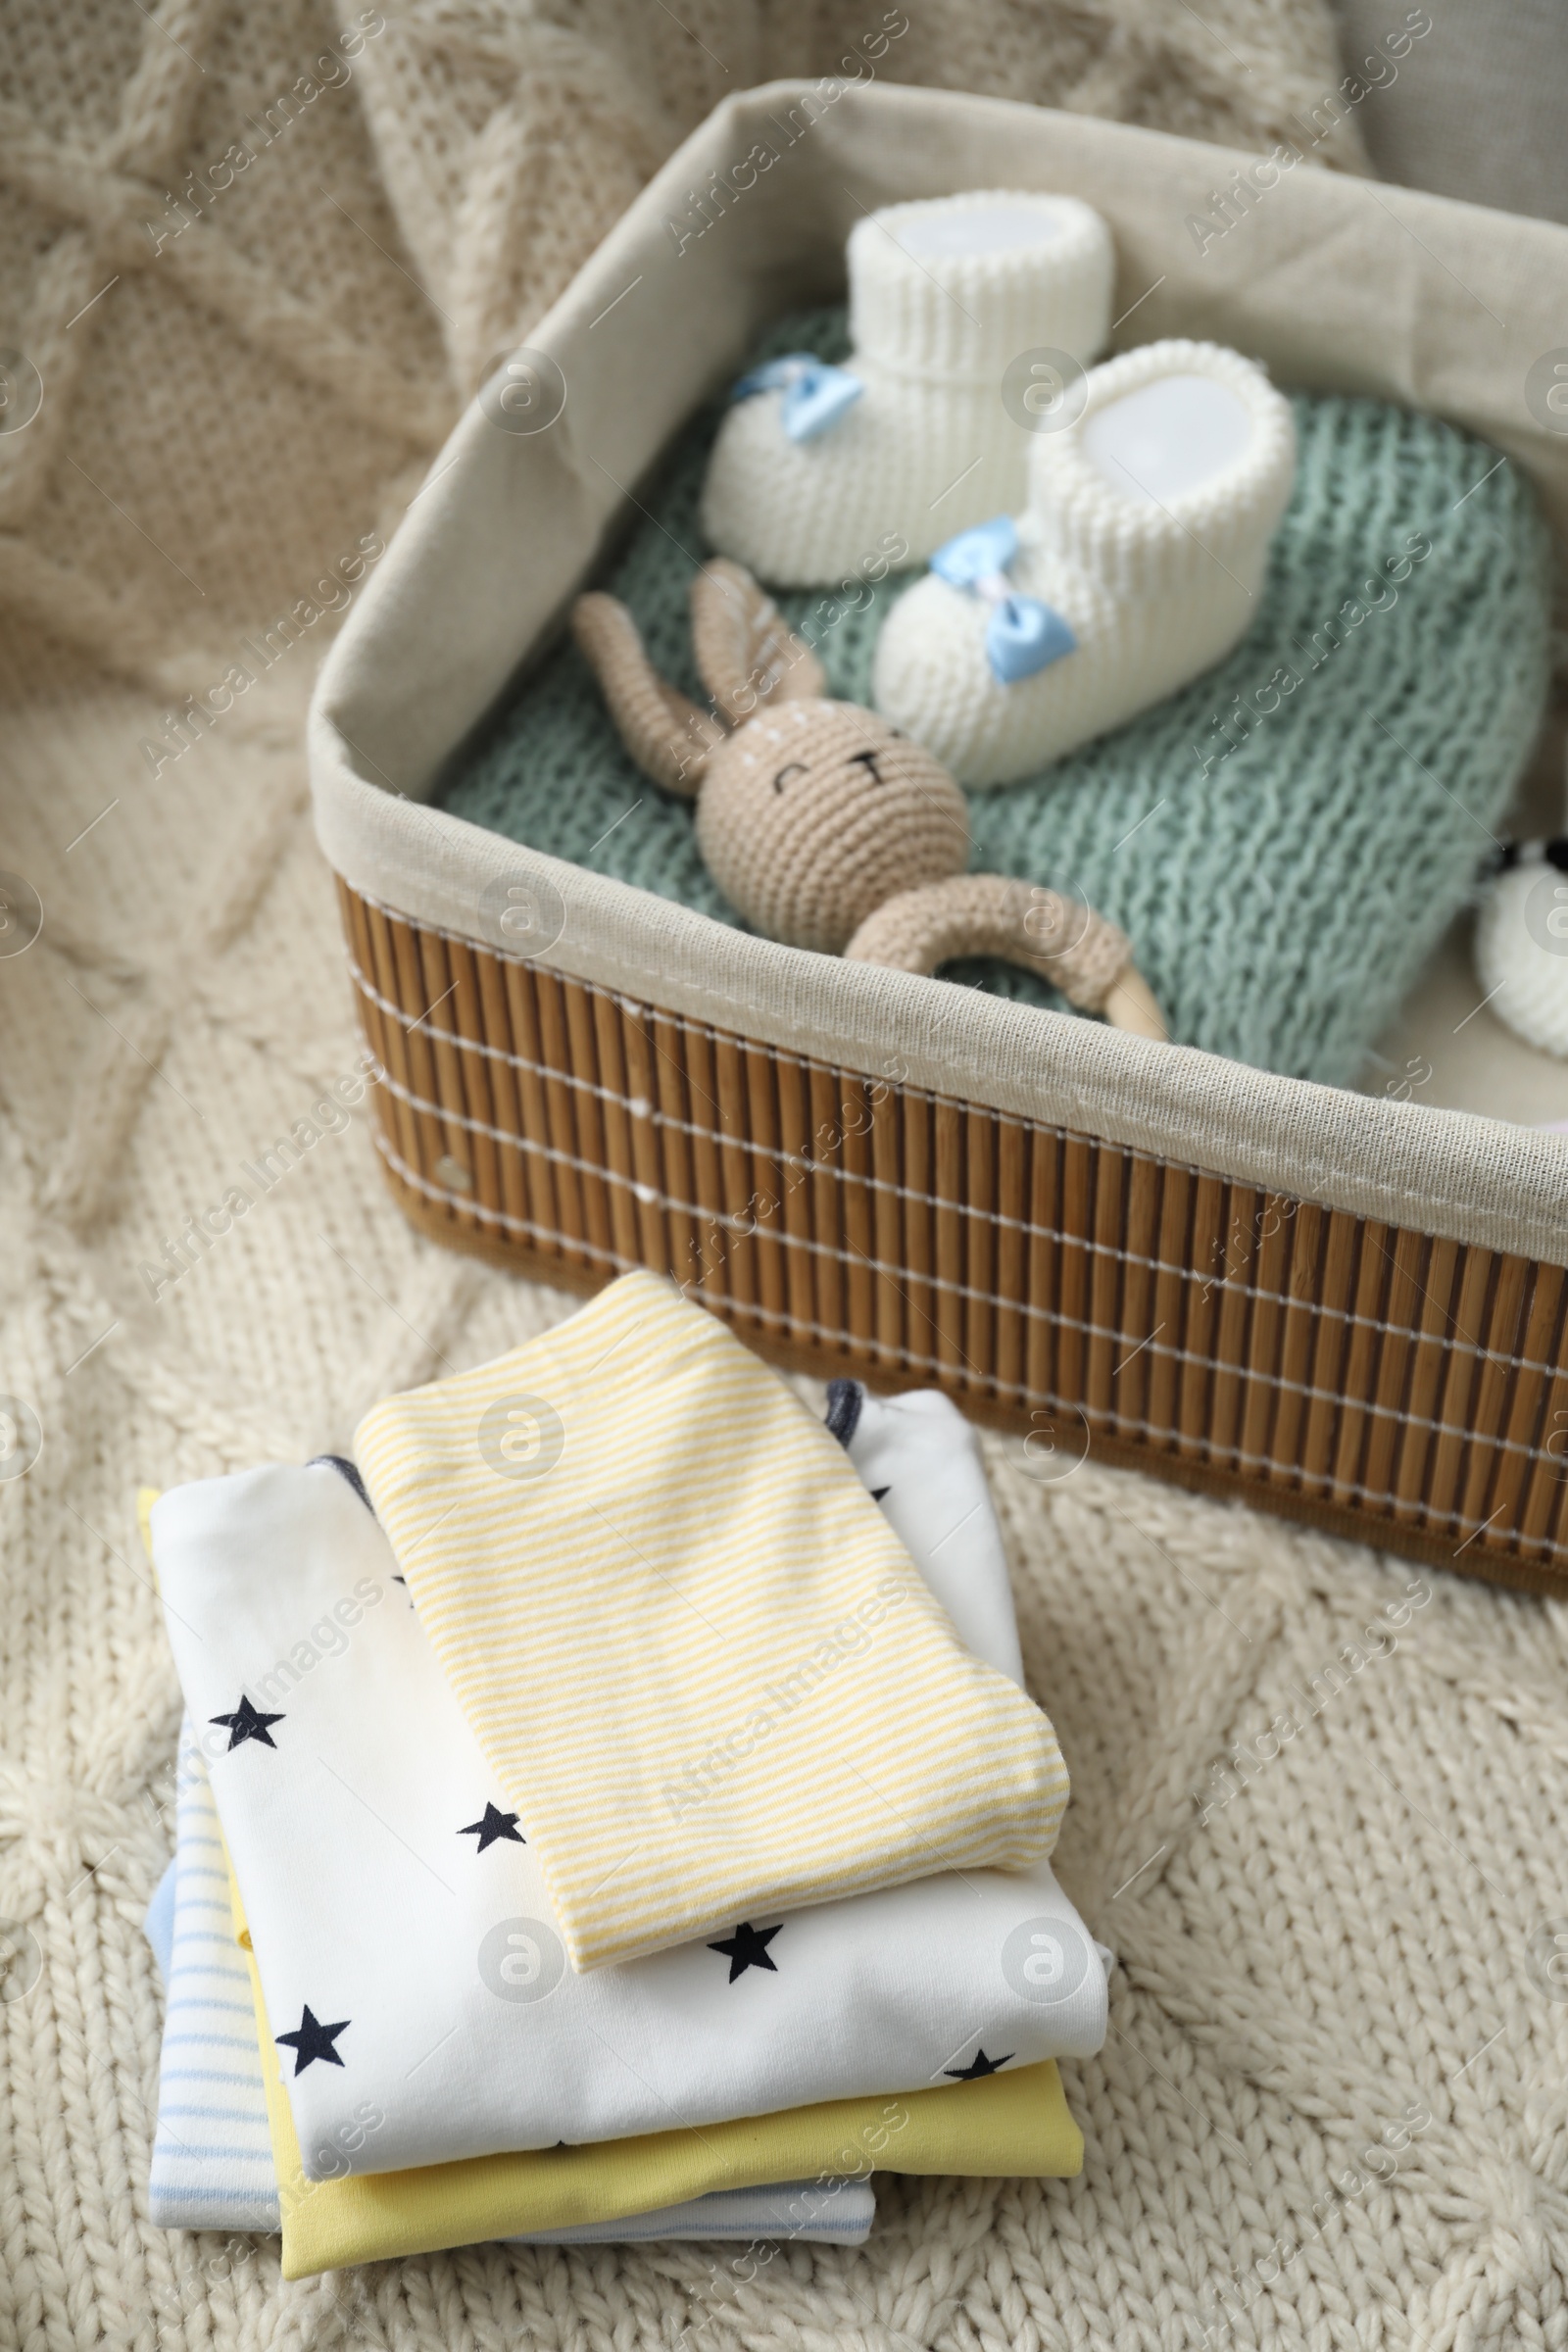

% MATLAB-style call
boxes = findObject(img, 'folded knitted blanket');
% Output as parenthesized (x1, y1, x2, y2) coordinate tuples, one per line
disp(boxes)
(351, 1272, 1070, 1972)
(151, 1366, 1098, 2177)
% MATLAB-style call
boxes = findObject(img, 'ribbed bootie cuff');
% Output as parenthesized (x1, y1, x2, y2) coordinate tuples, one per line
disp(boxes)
(849, 192, 1113, 385)
(1024, 341, 1298, 598)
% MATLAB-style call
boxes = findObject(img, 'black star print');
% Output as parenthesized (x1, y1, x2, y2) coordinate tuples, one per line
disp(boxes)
(708, 1921, 781, 1982)
(870, 1486, 891, 1501)
(210, 1695, 285, 1751)
(275, 2004, 350, 2075)
(459, 1802, 524, 1852)
(945, 2047, 1013, 2081)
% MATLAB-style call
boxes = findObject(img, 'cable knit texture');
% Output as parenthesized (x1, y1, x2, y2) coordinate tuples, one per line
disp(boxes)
(447, 315, 1552, 1085)
(700, 194, 1114, 586)
(18, 4, 1568, 2350)
(873, 341, 1299, 786)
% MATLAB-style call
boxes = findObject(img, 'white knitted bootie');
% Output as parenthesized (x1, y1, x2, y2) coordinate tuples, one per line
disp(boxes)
(871, 340, 1298, 788)
(700, 191, 1114, 589)
(1475, 839, 1568, 1057)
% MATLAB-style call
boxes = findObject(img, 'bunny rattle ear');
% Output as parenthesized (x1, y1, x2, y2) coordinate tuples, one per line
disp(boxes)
(690, 559, 823, 727)
(571, 593, 724, 799)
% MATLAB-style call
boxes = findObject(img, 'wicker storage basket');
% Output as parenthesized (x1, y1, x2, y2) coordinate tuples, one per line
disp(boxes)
(311, 80, 1568, 1596)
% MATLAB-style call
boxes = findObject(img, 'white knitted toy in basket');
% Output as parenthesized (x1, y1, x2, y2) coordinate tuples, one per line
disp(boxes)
(1475, 836, 1568, 1056)
(700, 191, 1114, 588)
(872, 340, 1297, 787)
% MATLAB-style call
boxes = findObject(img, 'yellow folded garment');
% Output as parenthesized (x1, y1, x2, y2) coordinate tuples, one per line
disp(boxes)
(231, 1866, 1082, 2278)
(353, 1270, 1069, 1972)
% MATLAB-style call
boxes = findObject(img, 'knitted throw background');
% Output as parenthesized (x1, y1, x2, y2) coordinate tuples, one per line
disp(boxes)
(443, 316, 1551, 1088)
(7, 5, 1568, 2351)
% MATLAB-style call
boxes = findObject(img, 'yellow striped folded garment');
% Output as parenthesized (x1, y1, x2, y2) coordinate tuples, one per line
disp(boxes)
(233, 1864, 1083, 2278)
(354, 1270, 1069, 1972)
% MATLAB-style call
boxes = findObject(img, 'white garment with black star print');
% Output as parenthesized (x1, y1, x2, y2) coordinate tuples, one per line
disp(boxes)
(150, 1390, 1106, 2180)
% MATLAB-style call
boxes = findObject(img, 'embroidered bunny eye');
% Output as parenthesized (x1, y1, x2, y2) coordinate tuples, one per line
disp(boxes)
(772, 761, 808, 793)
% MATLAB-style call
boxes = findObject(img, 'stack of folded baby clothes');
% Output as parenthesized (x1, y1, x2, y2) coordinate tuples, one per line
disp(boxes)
(145, 1271, 1106, 2277)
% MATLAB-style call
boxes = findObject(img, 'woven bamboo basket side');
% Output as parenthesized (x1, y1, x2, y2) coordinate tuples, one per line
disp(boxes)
(338, 878, 1568, 1598)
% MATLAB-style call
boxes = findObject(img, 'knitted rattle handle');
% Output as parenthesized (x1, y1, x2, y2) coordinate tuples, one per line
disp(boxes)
(844, 874, 1166, 1041)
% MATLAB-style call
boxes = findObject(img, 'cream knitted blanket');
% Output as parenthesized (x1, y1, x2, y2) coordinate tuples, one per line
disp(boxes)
(8, 6, 1567, 2350)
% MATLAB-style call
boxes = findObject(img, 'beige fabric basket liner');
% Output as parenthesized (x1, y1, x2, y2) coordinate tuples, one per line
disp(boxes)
(310, 78, 1568, 1271)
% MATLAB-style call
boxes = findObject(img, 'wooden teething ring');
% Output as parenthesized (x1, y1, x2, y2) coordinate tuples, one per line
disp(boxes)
(844, 876, 1167, 1042)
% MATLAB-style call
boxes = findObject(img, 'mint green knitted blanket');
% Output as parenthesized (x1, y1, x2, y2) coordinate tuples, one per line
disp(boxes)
(438, 313, 1552, 1086)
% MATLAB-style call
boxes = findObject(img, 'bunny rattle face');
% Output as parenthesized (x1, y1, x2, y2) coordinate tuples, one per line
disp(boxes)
(572, 559, 971, 955)
(698, 699, 968, 955)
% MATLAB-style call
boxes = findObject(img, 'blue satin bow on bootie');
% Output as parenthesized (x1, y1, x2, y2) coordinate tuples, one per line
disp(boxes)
(729, 352, 863, 445)
(929, 516, 1077, 685)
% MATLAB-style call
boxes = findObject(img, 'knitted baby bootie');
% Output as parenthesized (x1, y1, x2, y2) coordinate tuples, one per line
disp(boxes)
(871, 340, 1297, 788)
(700, 191, 1114, 589)
(1475, 837, 1568, 1057)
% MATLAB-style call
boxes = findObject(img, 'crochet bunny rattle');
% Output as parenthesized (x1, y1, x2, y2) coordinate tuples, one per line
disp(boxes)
(571, 561, 1166, 1040)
